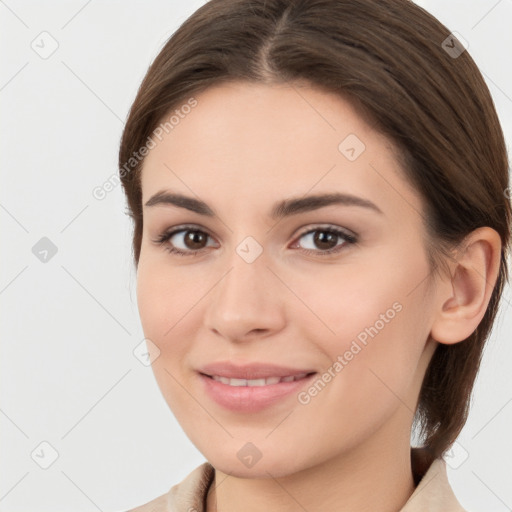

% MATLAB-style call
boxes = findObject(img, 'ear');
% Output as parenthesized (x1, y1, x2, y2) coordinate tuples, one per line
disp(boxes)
(430, 227, 502, 345)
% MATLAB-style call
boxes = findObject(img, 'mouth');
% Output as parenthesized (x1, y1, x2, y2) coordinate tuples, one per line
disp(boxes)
(198, 370, 318, 412)
(200, 372, 316, 387)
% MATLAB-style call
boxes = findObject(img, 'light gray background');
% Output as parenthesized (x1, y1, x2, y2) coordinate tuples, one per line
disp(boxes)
(1, 1, 511, 511)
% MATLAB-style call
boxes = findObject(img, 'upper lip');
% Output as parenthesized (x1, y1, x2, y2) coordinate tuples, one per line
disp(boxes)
(198, 361, 317, 380)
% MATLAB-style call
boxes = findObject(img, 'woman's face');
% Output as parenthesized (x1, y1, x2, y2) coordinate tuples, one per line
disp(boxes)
(136, 81, 440, 478)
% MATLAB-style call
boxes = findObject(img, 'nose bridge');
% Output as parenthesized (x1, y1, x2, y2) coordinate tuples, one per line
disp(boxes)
(204, 235, 284, 339)
(216, 239, 271, 313)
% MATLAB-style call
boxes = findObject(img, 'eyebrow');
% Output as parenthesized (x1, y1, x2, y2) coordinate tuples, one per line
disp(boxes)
(144, 190, 383, 218)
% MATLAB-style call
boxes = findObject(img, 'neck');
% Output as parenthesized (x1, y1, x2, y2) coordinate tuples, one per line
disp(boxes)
(207, 432, 416, 512)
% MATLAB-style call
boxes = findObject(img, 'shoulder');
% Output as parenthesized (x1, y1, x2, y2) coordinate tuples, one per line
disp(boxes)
(124, 462, 215, 512)
(402, 453, 467, 512)
(125, 492, 168, 512)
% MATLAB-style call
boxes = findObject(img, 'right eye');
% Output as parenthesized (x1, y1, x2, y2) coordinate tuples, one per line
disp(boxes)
(152, 226, 218, 257)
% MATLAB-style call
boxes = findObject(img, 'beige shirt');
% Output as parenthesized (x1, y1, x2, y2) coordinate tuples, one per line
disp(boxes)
(126, 448, 467, 511)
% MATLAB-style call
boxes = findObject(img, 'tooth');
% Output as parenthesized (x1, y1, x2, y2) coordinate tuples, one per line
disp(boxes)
(247, 378, 267, 386)
(210, 374, 309, 386)
(229, 378, 248, 386)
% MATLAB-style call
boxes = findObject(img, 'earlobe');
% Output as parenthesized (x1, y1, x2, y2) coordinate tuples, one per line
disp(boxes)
(430, 227, 502, 345)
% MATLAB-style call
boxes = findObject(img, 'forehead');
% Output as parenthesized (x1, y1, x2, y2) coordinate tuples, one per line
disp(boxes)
(143, 81, 376, 171)
(140, 81, 421, 220)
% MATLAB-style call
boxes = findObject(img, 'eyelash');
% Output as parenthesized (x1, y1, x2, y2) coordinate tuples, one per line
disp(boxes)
(152, 224, 358, 258)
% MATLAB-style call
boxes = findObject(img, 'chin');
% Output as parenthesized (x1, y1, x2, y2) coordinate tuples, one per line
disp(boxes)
(203, 443, 309, 480)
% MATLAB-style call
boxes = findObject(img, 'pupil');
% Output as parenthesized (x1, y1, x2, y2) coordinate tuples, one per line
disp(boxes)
(186, 231, 205, 249)
(314, 231, 337, 249)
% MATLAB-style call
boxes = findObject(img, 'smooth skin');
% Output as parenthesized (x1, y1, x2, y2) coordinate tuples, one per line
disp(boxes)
(136, 81, 501, 512)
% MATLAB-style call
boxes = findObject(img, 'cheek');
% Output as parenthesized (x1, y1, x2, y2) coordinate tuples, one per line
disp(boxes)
(290, 248, 431, 399)
(136, 256, 196, 336)
(293, 291, 429, 456)
(283, 264, 413, 350)
(293, 234, 430, 347)
(136, 259, 198, 412)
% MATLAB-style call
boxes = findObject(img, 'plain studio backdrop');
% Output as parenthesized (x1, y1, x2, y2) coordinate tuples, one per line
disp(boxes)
(0, 1, 511, 511)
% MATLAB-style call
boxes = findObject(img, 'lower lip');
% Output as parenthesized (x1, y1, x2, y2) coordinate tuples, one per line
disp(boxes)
(199, 372, 317, 413)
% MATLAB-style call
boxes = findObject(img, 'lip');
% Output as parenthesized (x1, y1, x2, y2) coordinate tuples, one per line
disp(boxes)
(198, 361, 316, 380)
(197, 361, 317, 413)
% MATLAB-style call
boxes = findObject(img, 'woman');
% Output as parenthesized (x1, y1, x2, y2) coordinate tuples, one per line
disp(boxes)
(119, 0, 511, 510)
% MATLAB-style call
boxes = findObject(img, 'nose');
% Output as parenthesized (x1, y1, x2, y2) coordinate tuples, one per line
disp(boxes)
(203, 248, 286, 343)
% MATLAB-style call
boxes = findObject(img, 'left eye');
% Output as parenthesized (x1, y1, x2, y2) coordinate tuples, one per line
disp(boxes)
(153, 225, 357, 257)
(292, 226, 357, 255)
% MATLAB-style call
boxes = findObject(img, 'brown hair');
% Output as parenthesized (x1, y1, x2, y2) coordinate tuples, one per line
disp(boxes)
(118, 0, 511, 463)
